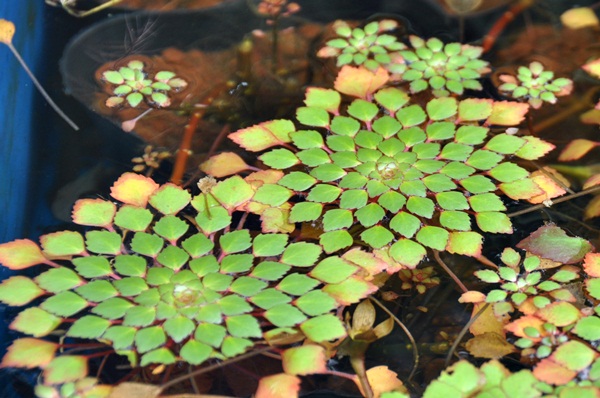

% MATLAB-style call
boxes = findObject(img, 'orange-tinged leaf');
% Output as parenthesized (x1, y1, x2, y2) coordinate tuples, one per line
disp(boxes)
(0, 338, 58, 369)
(584, 253, 600, 277)
(505, 315, 545, 341)
(551, 340, 597, 371)
(229, 120, 294, 152)
(356, 366, 406, 397)
(0, 239, 47, 269)
(581, 109, 600, 125)
(245, 169, 285, 186)
(43, 356, 88, 384)
(533, 358, 577, 385)
(110, 173, 159, 207)
(470, 303, 506, 336)
(561, 7, 599, 29)
(583, 58, 600, 79)
(527, 168, 568, 204)
(583, 174, 600, 189)
(465, 332, 515, 359)
(200, 152, 251, 178)
(282, 345, 327, 375)
(255, 373, 301, 398)
(485, 101, 529, 126)
(584, 195, 600, 220)
(458, 290, 486, 303)
(71, 198, 116, 227)
(558, 139, 598, 161)
(536, 301, 581, 327)
(334, 66, 389, 99)
(0, 19, 15, 44)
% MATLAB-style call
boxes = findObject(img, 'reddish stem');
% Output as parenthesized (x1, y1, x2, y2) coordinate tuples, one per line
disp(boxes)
(482, 1, 532, 53)
(170, 111, 202, 186)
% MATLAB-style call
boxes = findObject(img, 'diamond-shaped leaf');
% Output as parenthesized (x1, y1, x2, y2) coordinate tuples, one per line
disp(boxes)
(163, 315, 195, 343)
(389, 239, 426, 268)
(10, 307, 61, 337)
(300, 314, 347, 342)
(67, 315, 111, 339)
(0, 276, 44, 306)
(71, 198, 116, 227)
(1, 338, 58, 369)
(0, 239, 47, 270)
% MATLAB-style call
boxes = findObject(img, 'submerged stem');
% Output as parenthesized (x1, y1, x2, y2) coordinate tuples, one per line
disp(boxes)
(7, 42, 79, 130)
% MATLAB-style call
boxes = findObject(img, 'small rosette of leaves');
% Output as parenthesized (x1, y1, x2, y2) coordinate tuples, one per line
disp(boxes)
(0, 173, 379, 375)
(102, 60, 187, 108)
(226, 67, 551, 268)
(398, 266, 440, 294)
(398, 36, 490, 97)
(317, 19, 407, 73)
(497, 61, 573, 109)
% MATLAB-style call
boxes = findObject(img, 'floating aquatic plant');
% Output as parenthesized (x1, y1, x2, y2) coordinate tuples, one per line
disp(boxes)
(220, 66, 552, 268)
(317, 19, 407, 73)
(102, 60, 187, 108)
(497, 61, 573, 109)
(398, 36, 490, 97)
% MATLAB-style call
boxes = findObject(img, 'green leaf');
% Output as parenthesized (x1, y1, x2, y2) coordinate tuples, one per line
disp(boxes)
(422, 174, 456, 192)
(250, 261, 291, 281)
(347, 99, 379, 123)
(123, 306, 156, 327)
(76, 280, 118, 302)
(515, 136, 555, 160)
(310, 163, 347, 182)
(466, 150, 503, 170)
(203, 273, 233, 292)
(330, 115, 361, 136)
(389, 239, 426, 268)
(281, 242, 322, 267)
(416, 226, 449, 250)
(398, 126, 426, 147)
(475, 212, 513, 233)
(148, 184, 191, 215)
(229, 276, 267, 297)
(485, 134, 525, 154)
(219, 294, 252, 316)
(390, 212, 421, 238)
(447, 231, 482, 256)
(360, 226, 394, 248)
(277, 273, 320, 296)
(372, 116, 402, 138)
(460, 175, 496, 193)
(102, 326, 136, 350)
(278, 172, 317, 191)
(397, 104, 427, 127)
(439, 143, 473, 161)
(41, 291, 88, 317)
(289, 202, 323, 222)
(488, 163, 529, 183)
(157, 245, 190, 270)
(355, 203, 386, 227)
(297, 106, 330, 127)
(377, 191, 406, 213)
(73, 256, 112, 278)
(146, 267, 175, 285)
(574, 316, 600, 341)
(113, 206, 153, 232)
(113, 276, 149, 296)
(220, 337, 253, 358)
(180, 340, 212, 365)
(426, 97, 457, 120)
(406, 196, 435, 218)
(296, 148, 331, 166)
(457, 98, 493, 121)
(499, 178, 542, 200)
(252, 234, 288, 257)
(111, 255, 146, 277)
(43, 356, 88, 385)
(295, 291, 337, 316)
(85, 230, 122, 255)
(439, 162, 475, 179)
(374, 87, 410, 112)
(439, 211, 471, 231)
(195, 206, 232, 234)
(475, 270, 501, 283)
(140, 348, 176, 366)
(226, 314, 262, 338)
(468, 193, 506, 212)
(253, 184, 293, 207)
(436, 191, 469, 211)
(300, 314, 346, 342)
(67, 315, 111, 339)
(92, 297, 134, 320)
(0, 276, 44, 306)
(219, 230, 252, 255)
(340, 189, 368, 209)
(40, 231, 85, 256)
(426, 122, 455, 141)
(194, 323, 226, 347)
(307, 184, 342, 203)
(320, 230, 354, 253)
(10, 307, 61, 337)
(35, 268, 82, 293)
(163, 315, 195, 343)
(264, 304, 307, 327)
(250, 288, 292, 309)
(454, 126, 488, 145)
(322, 209, 353, 231)
(282, 345, 327, 375)
(131, 232, 164, 257)
(210, 176, 255, 210)
(153, 215, 189, 242)
(259, 149, 299, 169)
(309, 257, 357, 284)
(304, 88, 341, 113)
(71, 198, 116, 227)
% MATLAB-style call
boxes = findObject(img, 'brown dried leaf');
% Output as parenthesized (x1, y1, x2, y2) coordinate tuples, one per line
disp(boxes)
(465, 332, 516, 359)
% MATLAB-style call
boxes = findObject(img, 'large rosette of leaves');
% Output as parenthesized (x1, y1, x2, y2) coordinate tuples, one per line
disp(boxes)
(0, 173, 381, 379)
(224, 66, 554, 268)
